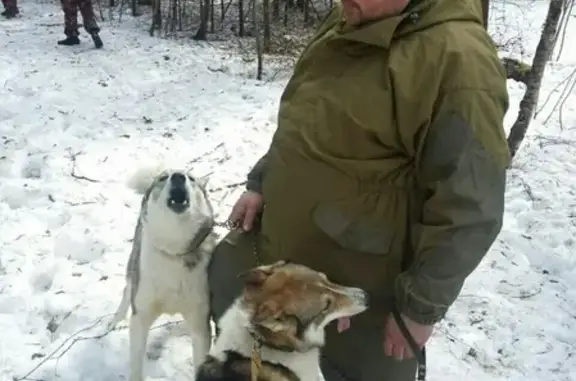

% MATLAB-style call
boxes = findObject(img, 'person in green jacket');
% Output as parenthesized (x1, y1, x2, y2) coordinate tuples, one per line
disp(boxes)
(208, 0, 510, 379)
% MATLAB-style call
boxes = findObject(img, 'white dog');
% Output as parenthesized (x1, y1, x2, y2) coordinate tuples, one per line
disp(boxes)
(109, 166, 218, 381)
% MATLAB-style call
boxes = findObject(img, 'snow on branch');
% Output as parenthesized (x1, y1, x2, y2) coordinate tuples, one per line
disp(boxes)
(501, 57, 531, 85)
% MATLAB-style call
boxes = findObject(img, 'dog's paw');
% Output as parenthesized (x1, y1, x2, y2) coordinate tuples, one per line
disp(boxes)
(107, 313, 124, 330)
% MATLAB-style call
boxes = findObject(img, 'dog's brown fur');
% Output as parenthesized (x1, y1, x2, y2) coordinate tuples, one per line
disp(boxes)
(198, 351, 299, 381)
(196, 260, 369, 381)
(239, 261, 364, 352)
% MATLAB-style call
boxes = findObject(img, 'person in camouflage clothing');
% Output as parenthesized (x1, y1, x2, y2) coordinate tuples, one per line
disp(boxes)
(207, 0, 510, 380)
(58, 0, 103, 48)
(1, 0, 19, 19)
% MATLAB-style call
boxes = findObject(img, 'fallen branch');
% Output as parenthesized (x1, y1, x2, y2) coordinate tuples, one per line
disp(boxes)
(186, 142, 225, 167)
(15, 315, 181, 381)
(518, 177, 536, 201)
(66, 150, 100, 183)
(14, 315, 110, 381)
(208, 180, 247, 193)
(511, 287, 542, 299)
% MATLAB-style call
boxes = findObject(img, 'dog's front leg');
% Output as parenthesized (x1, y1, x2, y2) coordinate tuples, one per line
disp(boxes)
(109, 284, 131, 329)
(129, 311, 157, 381)
(182, 306, 211, 369)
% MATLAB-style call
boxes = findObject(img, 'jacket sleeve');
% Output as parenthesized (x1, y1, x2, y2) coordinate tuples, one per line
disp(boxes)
(394, 88, 510, 325)
(246, 154, 268, 194)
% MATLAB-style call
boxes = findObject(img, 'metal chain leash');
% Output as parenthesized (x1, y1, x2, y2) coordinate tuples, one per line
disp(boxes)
(212, 219, 264, 381)
(213, 219, 262, 265)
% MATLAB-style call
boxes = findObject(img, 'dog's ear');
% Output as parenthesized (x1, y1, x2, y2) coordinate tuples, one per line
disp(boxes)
(237, 267, 271, 288)
(197, 176, 210, 189)
(194, 172, 210, 189)
(185, 168, 210, 189)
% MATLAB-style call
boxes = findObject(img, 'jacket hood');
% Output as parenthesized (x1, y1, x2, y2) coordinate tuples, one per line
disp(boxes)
(337, 0, 484, 48)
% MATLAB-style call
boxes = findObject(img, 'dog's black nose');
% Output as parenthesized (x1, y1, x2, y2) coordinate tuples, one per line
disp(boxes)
(170, 172, 186, 186)
(362, 291, 370, 306)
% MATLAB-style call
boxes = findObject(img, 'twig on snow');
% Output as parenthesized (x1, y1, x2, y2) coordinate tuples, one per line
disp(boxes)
(64, 201, 98, 206)
(14, 315, 111, 381)
(511, 287, 542, 299)
(187, 142, 225, 166)
(15, 315, 181, 381)
(209, 180, 247, 193)
(66, 150, 100, 183)
(518, 177, 536, 202)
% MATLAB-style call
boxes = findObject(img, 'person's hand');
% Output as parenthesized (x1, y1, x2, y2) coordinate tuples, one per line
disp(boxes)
(228, 190, 264, 231)
(383, 313, 434, 361)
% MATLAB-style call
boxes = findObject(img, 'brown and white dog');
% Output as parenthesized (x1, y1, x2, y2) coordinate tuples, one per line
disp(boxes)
(196, 260, 369, 381)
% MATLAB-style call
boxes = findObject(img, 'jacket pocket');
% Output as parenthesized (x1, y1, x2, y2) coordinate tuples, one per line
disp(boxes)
(311, 194, 401, 256)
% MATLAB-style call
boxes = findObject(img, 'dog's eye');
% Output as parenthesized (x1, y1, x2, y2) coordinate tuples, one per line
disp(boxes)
(187, 175, 195, 183)
(158, 174, 169, 181)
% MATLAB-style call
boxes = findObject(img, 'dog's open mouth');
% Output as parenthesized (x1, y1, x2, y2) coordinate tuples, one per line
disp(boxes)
(167, 188, 190, 213)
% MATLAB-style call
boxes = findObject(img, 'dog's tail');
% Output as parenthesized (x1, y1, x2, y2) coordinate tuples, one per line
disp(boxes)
(127, 165, 165, 195)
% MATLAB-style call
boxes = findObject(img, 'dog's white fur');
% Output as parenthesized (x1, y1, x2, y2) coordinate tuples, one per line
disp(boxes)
(109, 165, 216, 381)
(208, 291, 366, 381)
(210, 300, 321, 380)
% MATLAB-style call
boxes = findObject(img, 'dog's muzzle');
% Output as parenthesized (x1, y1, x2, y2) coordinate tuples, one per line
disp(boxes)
(167, 173, 190, 213)
(348, 288, 370, 308)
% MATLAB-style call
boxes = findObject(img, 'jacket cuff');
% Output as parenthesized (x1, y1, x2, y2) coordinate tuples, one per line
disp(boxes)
(246, 179, 263, 194)
(394, 276, 446, 325)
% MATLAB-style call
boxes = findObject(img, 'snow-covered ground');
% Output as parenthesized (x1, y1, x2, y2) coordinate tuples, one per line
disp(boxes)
(1, 1, 575, 381)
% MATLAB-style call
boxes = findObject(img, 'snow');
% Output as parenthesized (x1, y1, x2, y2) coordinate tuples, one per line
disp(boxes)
(1, 1, 575, 381)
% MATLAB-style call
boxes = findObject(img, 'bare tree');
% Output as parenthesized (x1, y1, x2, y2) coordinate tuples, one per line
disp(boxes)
(253, 0, 263, 80)
(238, 0, 246, 36)
(210, 0, 215, 33)
(481, 0, 489, 29)
(272, 0, 280, 20)
(263, 0, 271, 52)
(506, 0, 566, 160)
(149, 0, 162, 36)
(194, 0, 211, 39)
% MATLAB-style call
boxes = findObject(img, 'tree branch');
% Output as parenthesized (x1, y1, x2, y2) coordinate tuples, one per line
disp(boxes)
(506, 0, 566, 160)
(66, 150, 100, 183)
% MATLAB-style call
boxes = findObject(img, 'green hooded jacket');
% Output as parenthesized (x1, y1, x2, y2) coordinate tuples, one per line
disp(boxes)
(246, 0, 509, 324)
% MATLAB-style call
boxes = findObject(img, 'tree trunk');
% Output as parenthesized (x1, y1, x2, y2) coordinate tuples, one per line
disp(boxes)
(283, 0, 289, 27)
(149, 0, 162, 36)
(481, 0, 489, 29)
(238, 0, 245, 37)
(253, 0, 263, 80)
(193, 0, 210, 40)
(262, 0, 271, 53)
(507, 0, 565, 160)
(272, 0, 280, 21)
(131, 0, 137, 16)
(210, 0, 215, 33)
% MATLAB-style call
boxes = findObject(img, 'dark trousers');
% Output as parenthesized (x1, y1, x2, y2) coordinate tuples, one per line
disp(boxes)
(208, 231, 418, 381)
(2, 0, 18, 10)
(60, 0, 99, 37)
